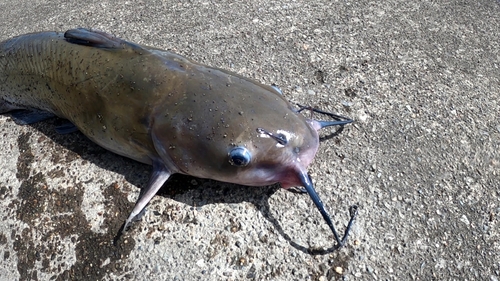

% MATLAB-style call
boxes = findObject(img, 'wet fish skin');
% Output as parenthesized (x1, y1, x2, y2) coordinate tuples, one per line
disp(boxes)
(1, 30, 160, 164)
(0, 29, 356, 250)
(1, 29, 316, 179)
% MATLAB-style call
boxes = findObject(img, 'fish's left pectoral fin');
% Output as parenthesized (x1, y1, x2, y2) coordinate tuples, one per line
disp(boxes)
(122, 161, 171, 233)
(9, 109, 55, 125)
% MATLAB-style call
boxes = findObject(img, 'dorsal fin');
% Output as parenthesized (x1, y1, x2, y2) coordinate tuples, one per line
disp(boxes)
(64, 28, 124, 48)
(64, 28, 145, 53)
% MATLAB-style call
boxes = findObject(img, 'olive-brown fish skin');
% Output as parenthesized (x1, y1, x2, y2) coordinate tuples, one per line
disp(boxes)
(0, 30, 317, 183)
(0, 29, 355, 249)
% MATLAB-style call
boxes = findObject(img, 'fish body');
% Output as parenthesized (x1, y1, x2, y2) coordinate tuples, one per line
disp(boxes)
(0, 29, 356, 250)
(1, 29, 316, 184)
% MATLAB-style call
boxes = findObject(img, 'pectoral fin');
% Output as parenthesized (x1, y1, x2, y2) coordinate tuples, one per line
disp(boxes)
(10, 109, 55, 125)
(122, 160, 171, 233)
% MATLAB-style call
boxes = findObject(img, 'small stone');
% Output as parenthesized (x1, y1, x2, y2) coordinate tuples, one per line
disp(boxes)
(358, 111, 369, 122)
(342, 100, 353, 107)
(460, 215, 470, 225)
(196, 259, 205, 267)
(334, 266, 343, 274)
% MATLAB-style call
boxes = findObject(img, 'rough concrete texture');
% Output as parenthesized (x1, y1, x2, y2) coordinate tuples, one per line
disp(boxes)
(0, 0, 499, 280)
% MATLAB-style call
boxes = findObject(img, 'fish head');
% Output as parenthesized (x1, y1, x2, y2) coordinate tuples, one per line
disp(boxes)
(222, 111, 321, 189)
(150, 69, 321, 189)
(150, 65, 356, 249)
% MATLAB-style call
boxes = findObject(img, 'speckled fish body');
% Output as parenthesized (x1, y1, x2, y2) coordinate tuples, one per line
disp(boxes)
(0, 29, 316, 179)
(0, 29, 356, 249)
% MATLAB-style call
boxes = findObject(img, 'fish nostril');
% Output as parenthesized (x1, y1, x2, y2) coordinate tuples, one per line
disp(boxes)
(275, 133, 288, 145)
(256, 128, 288, 146)
(228, 146, 252, 166)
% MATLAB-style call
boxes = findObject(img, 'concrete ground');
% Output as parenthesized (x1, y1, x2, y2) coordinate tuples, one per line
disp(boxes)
(0, 0, 499, 280)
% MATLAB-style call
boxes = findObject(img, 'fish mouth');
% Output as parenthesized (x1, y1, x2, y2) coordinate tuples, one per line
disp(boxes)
(296, 169, 358, 251)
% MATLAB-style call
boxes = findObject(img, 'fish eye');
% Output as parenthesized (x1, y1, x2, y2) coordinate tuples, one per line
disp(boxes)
(228, 147, 252, 166)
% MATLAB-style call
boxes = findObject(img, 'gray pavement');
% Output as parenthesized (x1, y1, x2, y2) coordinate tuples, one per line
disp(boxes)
(0, 0, 499, 280)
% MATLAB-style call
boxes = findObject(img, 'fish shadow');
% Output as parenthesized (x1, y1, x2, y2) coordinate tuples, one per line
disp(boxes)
(159, 179, 343, 255)
(17, 117, 337, 255)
